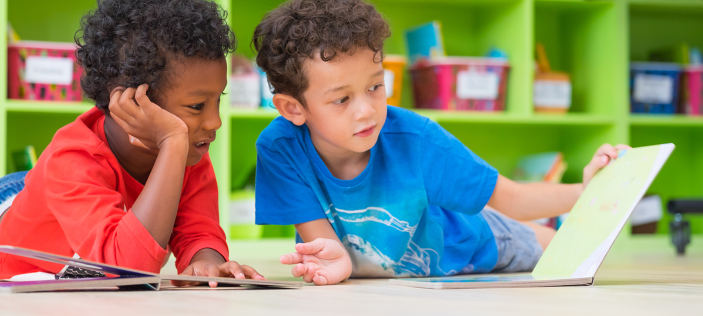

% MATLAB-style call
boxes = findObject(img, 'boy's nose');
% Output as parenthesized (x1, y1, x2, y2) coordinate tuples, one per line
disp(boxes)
(354, 99, 376, 121)
(203, 109, 223, 131)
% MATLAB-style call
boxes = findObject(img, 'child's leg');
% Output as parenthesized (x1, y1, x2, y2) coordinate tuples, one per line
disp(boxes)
(481, 209, 546, 273)
(521, 221, 556, 251)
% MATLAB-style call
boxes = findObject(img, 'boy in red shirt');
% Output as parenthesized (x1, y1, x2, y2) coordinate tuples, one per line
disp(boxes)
(0, 0, 264, 285)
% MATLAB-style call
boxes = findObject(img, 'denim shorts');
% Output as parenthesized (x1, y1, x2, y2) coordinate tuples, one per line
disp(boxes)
(0, 171, 27, 218)
(482, 208, 543, 273)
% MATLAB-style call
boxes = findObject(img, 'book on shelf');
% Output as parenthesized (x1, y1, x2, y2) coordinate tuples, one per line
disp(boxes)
(12, 145, 37, 172)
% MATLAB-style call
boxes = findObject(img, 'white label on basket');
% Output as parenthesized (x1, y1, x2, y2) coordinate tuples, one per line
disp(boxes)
(384, 69, 394, 98)
(456, 70, 499, 100)
(229, 75, 261, 108)
(633, 74, 673, 104)
(534, 80, 572, 108)
(230, 198, 256, 224)
(25, 56, 74, 85)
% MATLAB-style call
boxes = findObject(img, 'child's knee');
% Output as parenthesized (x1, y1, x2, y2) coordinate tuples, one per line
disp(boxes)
(522, 221, 556, 251)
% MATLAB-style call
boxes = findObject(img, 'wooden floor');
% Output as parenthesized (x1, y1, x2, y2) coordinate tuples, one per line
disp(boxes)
(1, 235, 702, 315)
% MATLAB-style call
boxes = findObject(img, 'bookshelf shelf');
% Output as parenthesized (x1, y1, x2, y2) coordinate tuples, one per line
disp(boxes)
(1, 0, 702, 240)
(416, 110, 616, 125)
(629, 115, 703, 127)
(229, 108, 280, 119)
(5, 100, 93, 114)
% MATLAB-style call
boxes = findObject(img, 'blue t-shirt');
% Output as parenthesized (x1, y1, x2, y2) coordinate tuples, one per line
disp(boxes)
(255, 106, 499, 277)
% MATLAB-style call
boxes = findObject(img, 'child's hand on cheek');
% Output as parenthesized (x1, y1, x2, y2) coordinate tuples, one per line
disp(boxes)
(280, 238, 352, 286)
(583, 143, 632, 188)
(109, 84, 188, 150)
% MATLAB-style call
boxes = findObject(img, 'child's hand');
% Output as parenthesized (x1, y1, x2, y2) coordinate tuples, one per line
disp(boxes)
(280, 238, 352, 286)
(171, 260, 266, 288)
(109, 84, 188, 150)
(583, 143, 632, 187)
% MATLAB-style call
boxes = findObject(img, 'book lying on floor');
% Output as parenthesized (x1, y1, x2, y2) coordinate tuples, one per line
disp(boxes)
(0, 246, 302, 293)
(390, 144, 674, 289)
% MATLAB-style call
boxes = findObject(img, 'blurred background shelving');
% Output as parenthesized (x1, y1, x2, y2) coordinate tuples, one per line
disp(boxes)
(1, 0, 702, 244)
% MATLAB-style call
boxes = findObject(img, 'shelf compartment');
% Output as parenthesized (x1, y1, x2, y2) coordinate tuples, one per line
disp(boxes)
(629, 1, 703, 62)
(8, 0, 97, 43)
(5, 110, 85, 173)
(630, 124, 703, 234)
(535, 0, 625, 116)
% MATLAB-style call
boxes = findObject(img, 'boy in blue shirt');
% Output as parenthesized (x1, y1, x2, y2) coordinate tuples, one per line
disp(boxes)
(253, 0, 628, 285)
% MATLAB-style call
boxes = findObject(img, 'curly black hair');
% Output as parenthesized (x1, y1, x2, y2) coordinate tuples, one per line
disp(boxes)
(75, 0, 237, 111)
(253, 0, 390, 107)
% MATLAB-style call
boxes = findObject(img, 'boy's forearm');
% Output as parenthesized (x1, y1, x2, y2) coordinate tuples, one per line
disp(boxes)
(513, 182, 583, 220)
(488, 175, 583, 221)
(295, 218, 342, 243)
(131, 136, 189, 248)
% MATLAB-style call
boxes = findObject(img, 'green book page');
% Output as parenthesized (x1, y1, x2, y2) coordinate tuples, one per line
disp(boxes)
(532, 144, 673, 278)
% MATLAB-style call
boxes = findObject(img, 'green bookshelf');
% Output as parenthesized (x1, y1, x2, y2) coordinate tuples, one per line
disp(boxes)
(1, 0, 702, 241)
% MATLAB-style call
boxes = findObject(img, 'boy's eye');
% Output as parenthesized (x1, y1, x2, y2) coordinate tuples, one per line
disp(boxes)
(189, 103, 205, 110)
(333, 96, 350, 105)
(370, 83, 384, 91)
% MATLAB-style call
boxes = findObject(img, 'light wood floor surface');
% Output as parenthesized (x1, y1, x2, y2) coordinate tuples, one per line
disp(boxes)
(1, 236, 702, 316)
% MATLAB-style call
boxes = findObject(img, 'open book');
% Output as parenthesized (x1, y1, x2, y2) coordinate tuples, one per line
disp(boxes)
(390, 144, 674, 289)
(0, 246, 302, 293)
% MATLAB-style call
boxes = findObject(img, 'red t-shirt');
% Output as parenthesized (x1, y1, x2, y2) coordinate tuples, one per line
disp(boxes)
(0, 107, 228, 278)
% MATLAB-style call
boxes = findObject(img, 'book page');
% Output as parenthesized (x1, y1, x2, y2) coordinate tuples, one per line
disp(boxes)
(532, 144, 673, 278)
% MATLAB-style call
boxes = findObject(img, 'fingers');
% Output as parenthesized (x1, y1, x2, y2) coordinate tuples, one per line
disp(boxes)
(615, 144, 632, 151)
(240, 265, 266, 280)
(280, 251, 304, 265)
(223, 261, 247, 280)
(206, 263, 220, 288)
(217, 262, 266, 282)
(291, 263, 306, 278)
(312, 272, 329, 286)
(301, 263, 319, 283)
(597, 144, 618, 163)
(170, 266, 198, 287)
(290, 262, 322, 284)
(108, 88, 131, 124)
(118, 87, 141, 117)
(134, 84, 156, 111)
(295, 238, 328, 255)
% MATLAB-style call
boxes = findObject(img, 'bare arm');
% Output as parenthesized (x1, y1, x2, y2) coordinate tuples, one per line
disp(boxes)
(109, 85, 190, 248)
(295, 218, 341, 242)
(487, 175, 583, 221)
(487, 144, 631, 221)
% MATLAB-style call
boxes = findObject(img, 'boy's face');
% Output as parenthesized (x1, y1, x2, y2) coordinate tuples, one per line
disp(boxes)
(300, 48, 388, 157)
(158, 58, 226, 166)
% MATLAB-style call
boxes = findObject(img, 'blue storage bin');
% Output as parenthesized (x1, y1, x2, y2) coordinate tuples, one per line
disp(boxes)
(630, 62, 682, 114)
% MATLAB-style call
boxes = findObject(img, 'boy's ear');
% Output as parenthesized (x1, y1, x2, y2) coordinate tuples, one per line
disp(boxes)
(273, 94, 307, 126)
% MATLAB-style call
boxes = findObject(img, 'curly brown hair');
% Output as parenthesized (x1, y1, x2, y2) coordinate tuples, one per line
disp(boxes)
(76, 0, 236, 111)
(252, 0, 390, 107)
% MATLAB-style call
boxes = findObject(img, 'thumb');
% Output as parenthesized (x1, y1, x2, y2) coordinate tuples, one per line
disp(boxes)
(170, 265, 194, 287)
(312, 271, 330, 286)
(295, 238, 328, 255)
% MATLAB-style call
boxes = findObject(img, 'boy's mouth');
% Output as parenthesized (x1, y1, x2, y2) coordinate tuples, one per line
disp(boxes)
(354, 124, 376, 138)
(193, 138, 214, 155)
